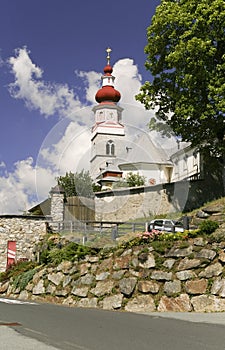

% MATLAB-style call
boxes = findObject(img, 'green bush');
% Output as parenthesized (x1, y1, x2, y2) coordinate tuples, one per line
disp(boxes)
(151, 240, 173, 254)
(13, 268, 37, 291)
(40, 241, 98, 266)
(0, 261, 37, 283)
(198, 220, 219, 235)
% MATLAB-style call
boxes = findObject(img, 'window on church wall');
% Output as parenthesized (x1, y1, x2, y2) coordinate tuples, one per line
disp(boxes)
(106, 140, 115, 155)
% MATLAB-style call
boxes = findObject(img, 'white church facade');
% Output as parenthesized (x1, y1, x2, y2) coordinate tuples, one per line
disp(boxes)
(90, 49, 200, 190)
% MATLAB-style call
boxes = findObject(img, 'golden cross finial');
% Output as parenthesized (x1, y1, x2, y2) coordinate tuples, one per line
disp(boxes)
(106, 47, 112, 65)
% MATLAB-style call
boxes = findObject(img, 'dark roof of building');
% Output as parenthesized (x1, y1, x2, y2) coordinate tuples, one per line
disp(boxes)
(28, 198, 51, 216)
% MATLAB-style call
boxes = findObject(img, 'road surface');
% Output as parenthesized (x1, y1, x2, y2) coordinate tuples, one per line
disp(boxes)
(0, 297, 225, 350)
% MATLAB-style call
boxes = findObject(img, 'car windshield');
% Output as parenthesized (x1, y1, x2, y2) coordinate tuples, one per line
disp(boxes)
(173, 221, 183, 227)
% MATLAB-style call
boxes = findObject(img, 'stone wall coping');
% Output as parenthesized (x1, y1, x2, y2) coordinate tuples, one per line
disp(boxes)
(0, 214, 48, 220)
(94, 179, 204, 198)
(95, 183, 163, 197)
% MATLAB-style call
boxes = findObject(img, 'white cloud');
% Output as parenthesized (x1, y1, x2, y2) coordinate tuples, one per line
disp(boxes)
(38, 120, 91, 175)
(2, 48, 160, 214)
(0, 157, 55, 214)
(8, 47, 81, 118)
(113, 58, 142, 103)
(75, 70, 100, 104)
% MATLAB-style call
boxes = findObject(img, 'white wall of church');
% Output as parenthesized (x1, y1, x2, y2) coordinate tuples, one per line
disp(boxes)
(90, 133, 125, 180)
(171, 148, 200, 182)
(121, 168, 158, 186)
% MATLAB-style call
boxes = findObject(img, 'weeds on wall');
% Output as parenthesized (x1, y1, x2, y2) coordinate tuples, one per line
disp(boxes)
(0, 260, 37, 283)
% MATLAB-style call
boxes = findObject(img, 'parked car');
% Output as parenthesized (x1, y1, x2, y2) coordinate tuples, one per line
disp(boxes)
(147, 219, 184, 233)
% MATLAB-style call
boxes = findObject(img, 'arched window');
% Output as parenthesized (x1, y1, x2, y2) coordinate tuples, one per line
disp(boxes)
(106, 140, 115, 155)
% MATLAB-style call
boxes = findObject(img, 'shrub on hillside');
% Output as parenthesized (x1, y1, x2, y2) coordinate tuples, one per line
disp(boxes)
(0, 260, 37, 283)
(198, 220, 219, 235)
(39, 241, 99, 265)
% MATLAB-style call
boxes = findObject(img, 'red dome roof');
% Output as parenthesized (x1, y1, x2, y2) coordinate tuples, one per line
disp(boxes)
(103, 64, 113, 75)
(95, 86, 121, 103)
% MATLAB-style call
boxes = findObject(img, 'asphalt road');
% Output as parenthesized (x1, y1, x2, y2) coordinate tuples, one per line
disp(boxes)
(0, 298, 225, 350)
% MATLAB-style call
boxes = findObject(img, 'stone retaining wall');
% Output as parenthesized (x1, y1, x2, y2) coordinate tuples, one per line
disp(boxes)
(95, 179, 223, 221)
(0, 216, 48, 272)
(2, 237, 225, 312)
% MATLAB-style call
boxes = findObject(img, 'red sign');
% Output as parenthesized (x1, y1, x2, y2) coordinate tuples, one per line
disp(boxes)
(7, 241, 16, 269)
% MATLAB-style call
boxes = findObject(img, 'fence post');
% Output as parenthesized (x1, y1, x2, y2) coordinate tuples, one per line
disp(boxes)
(82, 235, 87, 245)
(145, 222, 148, 232)
(111, 225, 118, 240)
(183, 216, 190, 230)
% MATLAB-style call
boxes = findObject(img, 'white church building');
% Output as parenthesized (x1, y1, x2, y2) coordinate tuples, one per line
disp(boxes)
(90, 49, 200, 190)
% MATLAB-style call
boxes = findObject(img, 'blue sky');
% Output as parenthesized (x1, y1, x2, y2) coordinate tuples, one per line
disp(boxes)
(0, 0, 161, 213)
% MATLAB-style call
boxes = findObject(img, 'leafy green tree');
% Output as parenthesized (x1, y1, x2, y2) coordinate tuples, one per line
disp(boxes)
(113, 172, 146, 188)
(126, 172, 146, 187)
(136, 0, 225, 158)
(57, 170, 94, 198)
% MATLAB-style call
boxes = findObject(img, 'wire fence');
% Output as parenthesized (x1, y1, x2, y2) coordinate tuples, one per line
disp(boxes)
(50, 220, 148, 245)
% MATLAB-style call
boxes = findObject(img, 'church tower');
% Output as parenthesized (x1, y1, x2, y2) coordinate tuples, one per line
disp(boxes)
(90, 48, 125, 181)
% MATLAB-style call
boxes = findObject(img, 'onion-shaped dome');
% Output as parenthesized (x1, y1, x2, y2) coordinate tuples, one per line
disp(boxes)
(95, 85, 121, 103)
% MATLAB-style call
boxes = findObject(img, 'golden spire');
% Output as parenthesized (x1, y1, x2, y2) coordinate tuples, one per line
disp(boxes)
(106, 47, 112, 65)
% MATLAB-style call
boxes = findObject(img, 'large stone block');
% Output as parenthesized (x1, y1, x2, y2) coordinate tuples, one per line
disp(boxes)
(80, 273, 95, 285)
(96, 272, 110, 281)
(114, 255, 131, 270)
(177, 257, 201, 271)
(103, 294, 123, 310)
(77, 297, 98, 308)
(158, 294, 192, 312)
(218, 251, 225, 263)
(90, 280, 114, 297)
(211, 278, 225, 297)
(19, 290, 29, 300)
(119, 277, 137, 297)
(71, 286, 89, 297)
(79, 263, 91, 276)
(196, 249, 217, 260)
(48, 272, 64, 286)
(33, 280, 45, 295)
(176, 270, 197, 281)
(185, 279, 208, 295)
(163, 259, 175, 270)
(164, 280, 181, 296)
(191, 295, 225, 312)
(125, 295, 156, 313)
(166, 246, 193, 258)
(138, 280, 160, 294)
(151, 271, 172, 281)
(57, 261, 73, 274)
(138, 252, 155, 269)
(0, 281, 9, 293)
(199, 262, 223, 278)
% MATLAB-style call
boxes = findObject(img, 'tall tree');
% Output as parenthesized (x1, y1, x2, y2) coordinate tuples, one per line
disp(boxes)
(136, 0, 225, 158)
(57, 170, 94, 198)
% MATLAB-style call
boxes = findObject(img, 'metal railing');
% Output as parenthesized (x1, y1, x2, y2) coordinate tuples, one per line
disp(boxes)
(49, 220, 147, 244)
